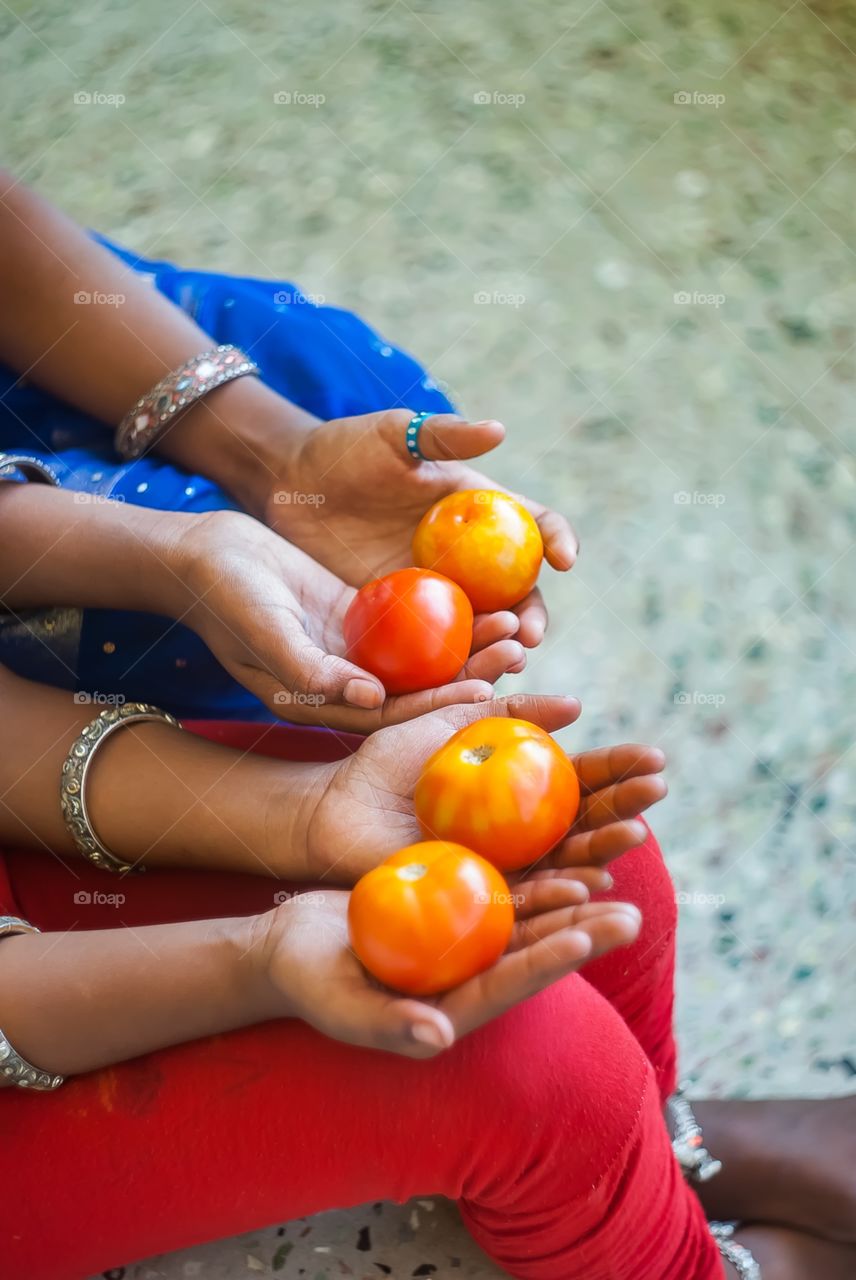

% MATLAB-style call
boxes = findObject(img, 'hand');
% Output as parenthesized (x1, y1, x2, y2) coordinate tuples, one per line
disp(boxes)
(169, 509, 526, 727)
(303, 694, 667, 884)
(261, 409, 578, 647)
(256, 879, 642, 1058)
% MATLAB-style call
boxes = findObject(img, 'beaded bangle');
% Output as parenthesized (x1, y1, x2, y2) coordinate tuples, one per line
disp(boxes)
(0, 917, 64, 1091)
(710, 1223, 762, 1279)
(667, 1086, 723, 1183)
(115, 345, 259, 459)
(60, 703, 181, 874)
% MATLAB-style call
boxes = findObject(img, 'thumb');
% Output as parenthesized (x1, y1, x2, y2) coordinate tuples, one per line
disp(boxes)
(378, 410, 506, 463)
(331, 988, 456, 1059)
(246, 620, 387, 713)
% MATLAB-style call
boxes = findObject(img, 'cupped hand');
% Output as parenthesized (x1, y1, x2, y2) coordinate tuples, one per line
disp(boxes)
(258, 878, 641, 1058)
(263, 409, 578, 648)
(304, 694, 666, 884)
(173, 509, 525, 726)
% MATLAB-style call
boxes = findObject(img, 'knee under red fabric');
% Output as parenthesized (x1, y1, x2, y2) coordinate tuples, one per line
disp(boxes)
(0, 724, 720, 1280)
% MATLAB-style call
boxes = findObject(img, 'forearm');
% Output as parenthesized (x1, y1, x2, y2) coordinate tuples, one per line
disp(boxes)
(0, 174, 317, 511)
(0, 665, 321, 878)
(0, 912, 280, 1077)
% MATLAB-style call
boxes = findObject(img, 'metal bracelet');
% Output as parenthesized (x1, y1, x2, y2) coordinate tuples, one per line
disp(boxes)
(710, 1222, 762, 1279)
(60, 703, 181, 874)
(667, 1085, 723, 1183)
(0, 916, 64, 1090)
(115, 344, 260, 459)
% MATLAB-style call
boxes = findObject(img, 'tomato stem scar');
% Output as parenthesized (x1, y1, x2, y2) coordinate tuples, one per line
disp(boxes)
(398, 863, 428, 881)
(461, 744, 494, 765)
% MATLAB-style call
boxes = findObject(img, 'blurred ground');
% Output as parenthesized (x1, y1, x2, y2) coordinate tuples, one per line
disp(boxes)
(2, 0, 855, 1275)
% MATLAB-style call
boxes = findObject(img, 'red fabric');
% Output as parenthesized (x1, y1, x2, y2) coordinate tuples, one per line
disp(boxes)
(0, 723, 721, 1280)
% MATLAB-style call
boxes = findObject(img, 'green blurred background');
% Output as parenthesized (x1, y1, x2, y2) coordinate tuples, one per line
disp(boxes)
(3, 0, 855, 1273)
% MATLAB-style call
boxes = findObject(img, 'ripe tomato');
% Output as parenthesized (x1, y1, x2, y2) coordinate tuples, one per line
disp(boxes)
(414, 717, 580, 872)
(348, 840, 515, 996)
(412, 489, 543, 613)
(343, 567, 473, 695)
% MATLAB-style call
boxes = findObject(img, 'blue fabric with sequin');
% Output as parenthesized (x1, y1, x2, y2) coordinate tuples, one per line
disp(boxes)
(0, 235, 454, 719)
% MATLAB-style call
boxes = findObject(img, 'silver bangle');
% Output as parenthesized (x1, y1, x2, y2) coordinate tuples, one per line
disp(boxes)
(115, 345, 260, 459)
(667, 1085, 723, 1183)
(710, 1223, 762, 1279)
(60, 703, 181, 874)
(0, 916, 64, 1090)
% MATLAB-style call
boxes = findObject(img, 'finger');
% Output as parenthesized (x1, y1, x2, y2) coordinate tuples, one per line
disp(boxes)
(437, 906, 640, 1039)
(276, 677, 497, 733)
(471, 610, 520, 652)
(516, 864, 614, 894)
(573, 744, 667, 796)
(576, 776, 668, 831)
(511, 587, 548, 648)
(380, 410, 506, 463)
(515, 494, 579, 571)
(546, 819, 649, 869)
(459, 638, 526, 685)
(433, 693, 582, 738)
(323, 990, 456, 1060)
(510, 900, 640, 949)
(510, 874, 591, 920)
(246, 620, 387, 715)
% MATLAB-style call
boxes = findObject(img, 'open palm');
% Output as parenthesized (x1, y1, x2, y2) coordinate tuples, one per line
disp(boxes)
(306, 694, 667, 884)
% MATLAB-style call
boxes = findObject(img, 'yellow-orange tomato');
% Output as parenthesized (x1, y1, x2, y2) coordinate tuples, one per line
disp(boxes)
(412, 489, 543, 613)
(414, 717, 580, 873)
(347, 841, 515, 996)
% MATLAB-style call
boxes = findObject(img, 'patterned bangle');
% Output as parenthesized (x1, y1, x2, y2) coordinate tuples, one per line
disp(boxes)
(60, 703, 182, 874)
(115, 345, 260, 459)
(710, 1223, 762, 1279)
(667, 1085, 723, 1183)
(0, 916, 64, 1090)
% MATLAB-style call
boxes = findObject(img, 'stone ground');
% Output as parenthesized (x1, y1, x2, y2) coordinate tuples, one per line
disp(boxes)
(2, 0, 855, 1275)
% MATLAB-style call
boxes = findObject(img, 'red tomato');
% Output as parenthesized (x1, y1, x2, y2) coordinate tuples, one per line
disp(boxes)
(348, 840, 515, 996)
(343, 567, 473, 695)
(412, 489, 543, 613)
(414, 717, 580, 872)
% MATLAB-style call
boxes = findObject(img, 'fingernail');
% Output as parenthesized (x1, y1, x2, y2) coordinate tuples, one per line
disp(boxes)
(471, 419, 503, 429)
(344, 678, 383, 709)
(601, 872, 614, 890)
(411, 1022, 447, 1050)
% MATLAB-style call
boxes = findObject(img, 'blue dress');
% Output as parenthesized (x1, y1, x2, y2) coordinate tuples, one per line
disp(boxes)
(0, 236, 454, 719)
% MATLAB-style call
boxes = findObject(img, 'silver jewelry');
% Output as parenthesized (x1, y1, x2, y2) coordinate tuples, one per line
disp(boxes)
(115, 345, 260, 459)
(0, 452, 60, 486)
(667, 1085, 723, 1183)
(0, 917, 64, 1090)
(710, 1222, 762, 1279)
(60, 702, 181, 874)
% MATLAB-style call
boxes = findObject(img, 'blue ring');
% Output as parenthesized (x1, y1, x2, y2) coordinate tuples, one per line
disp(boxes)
(405, 411, 433, 461)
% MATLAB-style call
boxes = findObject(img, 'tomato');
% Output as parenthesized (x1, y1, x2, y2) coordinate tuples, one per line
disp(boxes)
(343, 567, 473, 695)
(412, 489, 543, 613)
(348, 840, 515, 996)
(414, 717, 579, 872)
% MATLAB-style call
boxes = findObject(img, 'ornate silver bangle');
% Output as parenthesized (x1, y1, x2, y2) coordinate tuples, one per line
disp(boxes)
(710, 1223, 762, 1279)
(115, 344, 260, 459)
(60, 703, 181, 874)
(667, 1085, 723, 1183)
(0, 916, 64, 1090)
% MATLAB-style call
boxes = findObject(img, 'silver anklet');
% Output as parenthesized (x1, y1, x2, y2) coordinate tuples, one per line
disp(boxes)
(711, 1222, 761, 1279)
(667, 1085, 723, 1183)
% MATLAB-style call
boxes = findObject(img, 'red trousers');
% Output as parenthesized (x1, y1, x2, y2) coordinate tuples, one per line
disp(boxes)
(0, 724, 721, 1280)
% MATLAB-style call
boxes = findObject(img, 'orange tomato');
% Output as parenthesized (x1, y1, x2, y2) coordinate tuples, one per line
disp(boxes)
(412, 489, 543, 613)
(347, 840, 515, 996)
(414, 717, 580, 872)
(343, 567, 473, 695)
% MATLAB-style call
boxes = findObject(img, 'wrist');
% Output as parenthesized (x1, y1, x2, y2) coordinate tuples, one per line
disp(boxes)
(155, 375, 319, 518)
